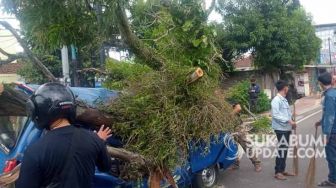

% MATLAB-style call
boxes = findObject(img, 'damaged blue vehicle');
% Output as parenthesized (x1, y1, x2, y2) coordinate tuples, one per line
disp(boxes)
(0, 83, 238, 188)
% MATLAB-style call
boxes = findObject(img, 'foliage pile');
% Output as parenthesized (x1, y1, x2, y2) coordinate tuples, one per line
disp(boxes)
(250, 116, 272, 134)
(101, 0, 239, 172)
(227, 80, 270, 113)
(105, 63, 236, 170)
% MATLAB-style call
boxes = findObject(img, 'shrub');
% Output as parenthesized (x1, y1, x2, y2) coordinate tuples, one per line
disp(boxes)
(227, 80, 270, 113)
(251, 116, 272, 134)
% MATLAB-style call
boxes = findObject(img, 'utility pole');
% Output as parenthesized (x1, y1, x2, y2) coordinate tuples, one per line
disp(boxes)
(61, 45, 70, 86)
(328, 37, 335, 74)
(71, 45, 79, 86)
(328, 37, 332, 66)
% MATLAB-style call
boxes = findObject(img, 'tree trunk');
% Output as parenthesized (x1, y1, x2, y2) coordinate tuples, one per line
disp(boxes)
(114, 1, 165, 70)
(0, 83, 114, 128)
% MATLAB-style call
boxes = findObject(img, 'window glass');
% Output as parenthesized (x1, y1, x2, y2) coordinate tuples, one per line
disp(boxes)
(0, 116, 28, 152)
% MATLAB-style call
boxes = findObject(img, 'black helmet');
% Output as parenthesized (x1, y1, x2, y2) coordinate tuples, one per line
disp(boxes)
(26, 83, 76, 130)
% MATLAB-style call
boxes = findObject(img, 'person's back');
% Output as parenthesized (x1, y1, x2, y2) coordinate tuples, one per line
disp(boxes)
(17, 126, 110, 188)
(322, 87, 336, 135)
(16, 83, 112, 188)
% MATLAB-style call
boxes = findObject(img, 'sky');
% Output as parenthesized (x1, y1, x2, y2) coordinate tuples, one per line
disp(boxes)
(300, 0, 336, 25)
(0, 12, 22, 57)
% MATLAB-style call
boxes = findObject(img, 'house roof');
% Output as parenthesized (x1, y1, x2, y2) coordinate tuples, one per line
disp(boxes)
(0, 62, 24, 74)
(234, 56, 254, 71)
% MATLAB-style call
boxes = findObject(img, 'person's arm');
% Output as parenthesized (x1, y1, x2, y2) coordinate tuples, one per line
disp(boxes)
(16, 147, 42, 188)
(323, 95, 336, 136)
(271, 98, 291, 125)
(96, 139, 112, 172)
(256, 85, 261, 94)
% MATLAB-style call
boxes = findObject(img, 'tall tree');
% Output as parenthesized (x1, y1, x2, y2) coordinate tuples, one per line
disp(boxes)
(1, 0, 121, 86)
(217, 0, 321, 72)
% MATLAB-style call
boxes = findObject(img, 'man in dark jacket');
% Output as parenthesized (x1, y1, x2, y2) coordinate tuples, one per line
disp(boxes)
(16, 83, 112, 188)
(315, 72, 336, 187)
(248, 77, 261, 112)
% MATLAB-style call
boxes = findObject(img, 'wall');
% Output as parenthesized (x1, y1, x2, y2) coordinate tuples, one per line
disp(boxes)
(222, 70, 279, 99)
(0, 74, 22, 83)
(315, 24, 336, 65)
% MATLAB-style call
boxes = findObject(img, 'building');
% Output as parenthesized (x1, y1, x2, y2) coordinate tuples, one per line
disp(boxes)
(315, 23, 336, 67)
(0, 62, 24, 83)
(221, 56, 280, 99)
(304, 23, 336, 94)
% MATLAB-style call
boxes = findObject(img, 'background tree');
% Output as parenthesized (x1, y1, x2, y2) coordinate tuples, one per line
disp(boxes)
(216, 0, 321, 73)
(1, 0, 121, 86)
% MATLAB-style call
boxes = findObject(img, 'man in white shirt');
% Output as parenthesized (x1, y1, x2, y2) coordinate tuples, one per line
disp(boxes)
(271, 80, 296, 180)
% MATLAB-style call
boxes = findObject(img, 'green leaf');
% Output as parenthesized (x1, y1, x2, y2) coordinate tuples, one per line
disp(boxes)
(182, 20, 193, 32)
(192, 39, 202, 47)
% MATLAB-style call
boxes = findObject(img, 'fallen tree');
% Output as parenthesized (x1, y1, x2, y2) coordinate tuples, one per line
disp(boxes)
(1, 1, 238, 187)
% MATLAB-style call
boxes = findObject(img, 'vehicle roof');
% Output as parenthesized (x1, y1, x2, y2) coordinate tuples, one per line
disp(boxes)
(19, 84, 119, 107)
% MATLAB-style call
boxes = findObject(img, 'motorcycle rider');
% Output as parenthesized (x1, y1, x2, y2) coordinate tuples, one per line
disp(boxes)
(16, 83, 112, 188)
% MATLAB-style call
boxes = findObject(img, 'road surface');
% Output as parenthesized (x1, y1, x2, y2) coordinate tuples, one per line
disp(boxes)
(218, 108, 327, 188)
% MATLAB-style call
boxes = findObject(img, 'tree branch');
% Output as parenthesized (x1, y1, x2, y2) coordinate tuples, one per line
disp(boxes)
(0, 21, 57, 82)
(0, 48, 11, 57)
(106, 146, 147, 166)
(0, 48, 26, 64)
(114, 1, 166, 70)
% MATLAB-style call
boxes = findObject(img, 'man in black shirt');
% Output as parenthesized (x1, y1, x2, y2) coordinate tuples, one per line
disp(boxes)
(248, 77, 261, 112)
(16, 83, 112, 188)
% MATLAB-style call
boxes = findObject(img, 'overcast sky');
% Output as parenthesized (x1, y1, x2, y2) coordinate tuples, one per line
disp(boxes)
(300, 0, 336, 25)
(208, 0, 336, 25)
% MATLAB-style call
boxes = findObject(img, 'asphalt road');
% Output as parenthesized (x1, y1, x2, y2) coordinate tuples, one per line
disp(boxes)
(217, 108, 328, 188)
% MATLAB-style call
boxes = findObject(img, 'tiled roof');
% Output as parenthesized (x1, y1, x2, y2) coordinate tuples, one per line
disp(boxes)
(234, 56, 253, 70)
(0, 62, 24, 74)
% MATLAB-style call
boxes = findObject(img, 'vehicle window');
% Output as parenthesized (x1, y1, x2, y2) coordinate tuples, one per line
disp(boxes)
(0, 116, 28, 152)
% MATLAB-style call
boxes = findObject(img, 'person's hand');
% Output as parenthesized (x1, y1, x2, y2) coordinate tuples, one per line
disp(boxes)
(289, 120, 297, 129)
(315, 121, 321, 127)
(95, 125, 112, 141)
